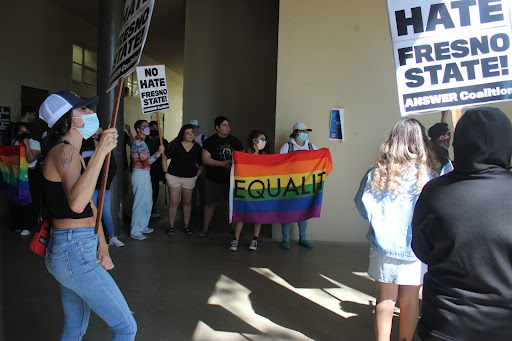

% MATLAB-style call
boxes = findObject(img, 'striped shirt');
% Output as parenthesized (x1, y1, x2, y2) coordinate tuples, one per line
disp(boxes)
(131, 136, 159, 171)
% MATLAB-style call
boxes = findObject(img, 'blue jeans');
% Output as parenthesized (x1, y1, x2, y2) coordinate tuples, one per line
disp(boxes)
(92, 189, 115, 237)
(45, 228, 136, 340)
(281, 220, 309, 241)
(130, 170, 152, 237)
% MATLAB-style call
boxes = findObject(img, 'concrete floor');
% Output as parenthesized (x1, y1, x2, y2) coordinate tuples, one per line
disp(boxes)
(1, 185, 422, 340)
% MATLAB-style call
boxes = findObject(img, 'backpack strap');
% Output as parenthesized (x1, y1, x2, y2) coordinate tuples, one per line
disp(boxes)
(287, 141, 294, 153)
(308, 142, 313, 150)
(201, 134, 206, 143)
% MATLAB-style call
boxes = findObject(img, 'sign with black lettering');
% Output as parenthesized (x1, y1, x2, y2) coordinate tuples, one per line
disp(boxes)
(107, 0, 155, 92)
(136, 65, 170, 114)
(387, 0, 512, 115)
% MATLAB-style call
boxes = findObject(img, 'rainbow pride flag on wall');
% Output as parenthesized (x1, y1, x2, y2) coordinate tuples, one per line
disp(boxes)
(230, 148, 333, 224)
(0, 144, 32, 206)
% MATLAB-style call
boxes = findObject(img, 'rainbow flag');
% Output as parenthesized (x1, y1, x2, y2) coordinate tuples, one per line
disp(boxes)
(230, 148, 333, 224)
(0, 144, 31, 206)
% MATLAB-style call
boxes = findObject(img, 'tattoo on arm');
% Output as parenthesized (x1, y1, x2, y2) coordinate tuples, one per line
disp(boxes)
(60, 147, 74, 167)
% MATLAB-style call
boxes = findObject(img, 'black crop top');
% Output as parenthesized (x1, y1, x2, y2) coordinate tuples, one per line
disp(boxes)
(43, 178, 93, 219)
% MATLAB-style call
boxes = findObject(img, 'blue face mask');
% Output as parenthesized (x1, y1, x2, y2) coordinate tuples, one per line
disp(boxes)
(298, 133, 308, 142)
(74, 113, 100, 140)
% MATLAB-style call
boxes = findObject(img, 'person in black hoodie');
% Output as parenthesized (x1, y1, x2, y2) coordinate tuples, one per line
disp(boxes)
(411, 106, 512, 340)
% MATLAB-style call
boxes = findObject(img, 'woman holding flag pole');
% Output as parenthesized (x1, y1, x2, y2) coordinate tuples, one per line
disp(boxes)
(39, 91, 136, 340)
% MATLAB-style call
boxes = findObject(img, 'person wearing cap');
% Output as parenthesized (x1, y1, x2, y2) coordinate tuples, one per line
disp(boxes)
(428, 112, 451, 173)
(130, 120, 165, 240)
(190, 119, 207, 147)
(279, 122, 318, 249)
(39, 90, 137, 339)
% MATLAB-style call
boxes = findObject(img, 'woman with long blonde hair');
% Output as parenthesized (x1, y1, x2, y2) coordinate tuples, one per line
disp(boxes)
(355, 118, 435, 341)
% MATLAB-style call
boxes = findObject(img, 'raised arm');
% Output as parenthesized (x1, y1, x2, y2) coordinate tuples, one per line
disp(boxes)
(59, 128, 118, 213)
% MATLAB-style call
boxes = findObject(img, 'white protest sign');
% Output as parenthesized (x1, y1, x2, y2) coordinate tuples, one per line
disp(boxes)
(107, 0, 155, 92)
(386, 0, 512, 115)
(136, 65, 170, 114)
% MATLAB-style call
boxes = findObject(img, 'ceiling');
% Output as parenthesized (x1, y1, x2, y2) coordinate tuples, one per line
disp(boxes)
(56, 0, 186, 76)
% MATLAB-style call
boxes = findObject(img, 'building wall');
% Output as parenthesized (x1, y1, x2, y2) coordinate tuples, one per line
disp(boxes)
(0, 0, 183, 221)
(182, 0, 279, 148)
(275, 0, 512, 242)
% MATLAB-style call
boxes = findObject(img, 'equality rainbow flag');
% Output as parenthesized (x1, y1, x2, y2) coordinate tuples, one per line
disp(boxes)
(0, 144, 31, 206)
(230, 148, 333, 224)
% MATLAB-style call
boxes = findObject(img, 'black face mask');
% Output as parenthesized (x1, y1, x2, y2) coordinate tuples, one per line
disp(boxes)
(17, 132, 31, 140)
(149, 130, 159, 138)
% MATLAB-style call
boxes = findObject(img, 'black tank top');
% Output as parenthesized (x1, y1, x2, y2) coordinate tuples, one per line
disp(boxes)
(42, 143, 93, 219)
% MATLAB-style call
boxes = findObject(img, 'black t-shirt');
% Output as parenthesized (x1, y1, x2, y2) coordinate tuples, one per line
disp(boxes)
(165, 142, 202, 178)
(202, 134, 243, 183)
(145, 135, 168, 180)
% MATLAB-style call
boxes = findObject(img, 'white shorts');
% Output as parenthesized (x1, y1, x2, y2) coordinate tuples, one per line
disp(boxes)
(165, 173, 198, 190)
(368, 248, 427, 285)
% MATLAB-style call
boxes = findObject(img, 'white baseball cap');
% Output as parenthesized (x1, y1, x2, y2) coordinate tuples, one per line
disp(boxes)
(293, 122, 312, 131)
(39, 90, 98, 128)
(190, 120, 199, 127)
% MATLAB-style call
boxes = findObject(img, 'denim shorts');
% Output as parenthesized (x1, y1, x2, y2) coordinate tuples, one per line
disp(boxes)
(368, 248, 427, 285)
(46, 227, 137, 340)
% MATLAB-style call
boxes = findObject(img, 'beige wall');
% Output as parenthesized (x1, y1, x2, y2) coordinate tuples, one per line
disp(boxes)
(275, 0, 512, 242)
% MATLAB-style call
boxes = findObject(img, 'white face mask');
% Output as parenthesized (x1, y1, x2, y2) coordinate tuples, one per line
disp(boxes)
(257, 139, 267, 150)
(74, 113, 100, 140)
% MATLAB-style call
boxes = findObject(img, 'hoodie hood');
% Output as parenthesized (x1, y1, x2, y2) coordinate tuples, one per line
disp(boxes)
(452, 107, 512, 173)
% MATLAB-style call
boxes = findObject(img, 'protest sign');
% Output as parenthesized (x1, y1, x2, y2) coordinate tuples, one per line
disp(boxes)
(229, 149, 333, 224)
(107, 0, 155, 92)
(136, 65, 170, 113)
(386, 0, 512, 115)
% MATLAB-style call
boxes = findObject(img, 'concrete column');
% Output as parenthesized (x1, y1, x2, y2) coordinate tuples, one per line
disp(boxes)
(97, 0, 126, 236)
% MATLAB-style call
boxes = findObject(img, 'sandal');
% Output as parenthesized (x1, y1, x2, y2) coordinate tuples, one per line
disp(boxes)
(184, 226, 193, 235)
(197, 230, 208, 237)
(167, 228, 175, 236)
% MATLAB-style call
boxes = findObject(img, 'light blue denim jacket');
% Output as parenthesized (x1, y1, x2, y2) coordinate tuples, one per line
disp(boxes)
(354, 168, 431, 261)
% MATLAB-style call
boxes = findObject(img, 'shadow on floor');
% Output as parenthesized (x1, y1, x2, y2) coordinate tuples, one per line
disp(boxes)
(1, 183, 422, 340)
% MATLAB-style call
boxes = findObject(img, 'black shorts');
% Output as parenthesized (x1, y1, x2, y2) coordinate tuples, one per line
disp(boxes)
(204, 178, 230, 203)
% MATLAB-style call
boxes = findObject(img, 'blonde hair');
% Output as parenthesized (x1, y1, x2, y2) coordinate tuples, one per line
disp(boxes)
(371, 118, 436, 195)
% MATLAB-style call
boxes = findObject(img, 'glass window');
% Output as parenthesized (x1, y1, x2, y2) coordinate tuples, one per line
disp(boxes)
(125, 72, 139, 97)
(72, 43, 97, 87)
(72, 63, 83, 82)
(84, 69, 97, 86)
(72, 45, 83, 64)
(84, 50, 97, 70)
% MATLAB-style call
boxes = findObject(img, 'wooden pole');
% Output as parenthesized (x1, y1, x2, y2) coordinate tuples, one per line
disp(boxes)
(95, 77, 124, 234)
(156, 112, 167, 174)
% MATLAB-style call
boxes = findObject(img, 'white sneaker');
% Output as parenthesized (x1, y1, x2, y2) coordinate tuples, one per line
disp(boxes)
(229, 240, 239, 251)
(20, 230, 31, 236)
(249, 239, 258, 251)
(130, 234, 147, 240)
(109, 237, 125, 247)
(142, 227, 154, 234)
(150, 212, 160, 218)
